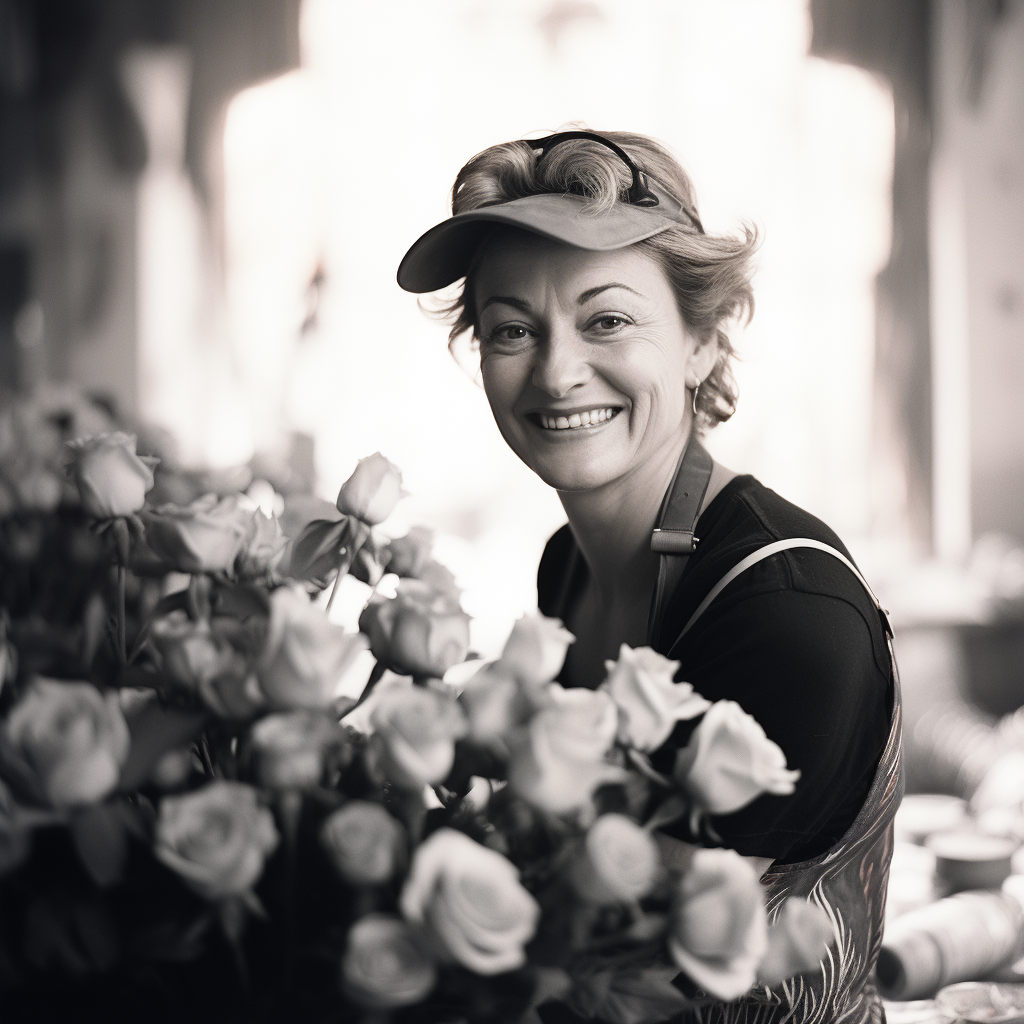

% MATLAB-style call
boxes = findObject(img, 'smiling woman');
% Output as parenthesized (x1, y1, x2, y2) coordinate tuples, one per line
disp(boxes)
(398, 131, 902, 1024)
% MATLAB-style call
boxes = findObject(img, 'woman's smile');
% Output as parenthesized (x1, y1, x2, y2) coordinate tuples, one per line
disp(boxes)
(530, 406, 623, 432)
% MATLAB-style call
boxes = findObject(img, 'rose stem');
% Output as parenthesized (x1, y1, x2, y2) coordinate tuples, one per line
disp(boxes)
(199, 734, 216, 777)
(324, 549, 351, 614)
(229, 934, 250, 995)
(350, 660, 386, 712)
(325, 519, 370, 615)
(278, 791, 301, 988)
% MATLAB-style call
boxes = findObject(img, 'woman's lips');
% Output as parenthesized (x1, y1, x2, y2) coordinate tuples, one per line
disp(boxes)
(528, 407, 622, 432)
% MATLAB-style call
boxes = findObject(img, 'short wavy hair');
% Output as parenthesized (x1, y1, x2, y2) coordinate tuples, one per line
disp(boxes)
(433, 129, 759, 429)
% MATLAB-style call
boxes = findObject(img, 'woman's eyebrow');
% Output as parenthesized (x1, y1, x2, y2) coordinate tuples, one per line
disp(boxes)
(577, 283, 643, 304)
(480, 296, 532, 313)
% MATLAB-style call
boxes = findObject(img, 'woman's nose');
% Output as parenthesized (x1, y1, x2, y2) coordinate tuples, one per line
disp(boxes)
(530, 328, 591, 398)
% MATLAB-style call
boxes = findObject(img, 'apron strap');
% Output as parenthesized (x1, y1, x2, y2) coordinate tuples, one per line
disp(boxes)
(677, 536, 894, 641)
(646, 435, 714, 645)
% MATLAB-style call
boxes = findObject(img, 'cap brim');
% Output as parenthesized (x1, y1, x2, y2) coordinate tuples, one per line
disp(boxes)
(397, 192, 683, 294)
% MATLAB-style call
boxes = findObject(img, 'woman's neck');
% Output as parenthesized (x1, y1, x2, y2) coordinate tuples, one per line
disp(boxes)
(557, 429, 737, 610)
(557, 431, 686, 607)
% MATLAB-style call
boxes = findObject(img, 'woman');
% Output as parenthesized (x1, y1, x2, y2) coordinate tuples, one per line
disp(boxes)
(398, 130, 902, 1024)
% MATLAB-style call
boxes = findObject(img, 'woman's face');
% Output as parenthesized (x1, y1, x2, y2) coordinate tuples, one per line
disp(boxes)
(473, 231, 716, 494)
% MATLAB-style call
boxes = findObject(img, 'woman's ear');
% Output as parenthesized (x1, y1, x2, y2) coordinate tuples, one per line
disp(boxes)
(687, 333, 719, 386)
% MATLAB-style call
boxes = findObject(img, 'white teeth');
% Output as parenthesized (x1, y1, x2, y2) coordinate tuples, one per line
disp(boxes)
(537, 408, 618, 430)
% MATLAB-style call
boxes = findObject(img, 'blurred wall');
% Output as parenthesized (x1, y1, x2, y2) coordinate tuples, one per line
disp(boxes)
(931, 0, 1024, 549)
(0, 0, 300, 425)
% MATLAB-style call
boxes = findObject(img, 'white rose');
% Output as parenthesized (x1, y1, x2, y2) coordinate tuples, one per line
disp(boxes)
(399, 828, 540, 975)
(336, 453, 404, 526)
(235, 508, 287, 579)
(65, 432, 157, 519)
(341, 914, 437, 1008)
(458, 663, 535, 748)
(144, 493, 251, 573)
(320, 801, 405, 885)
(500, 613, 575, 686)
(568, 813, 661, 904)
(154, 780, 279, 900)
(542, 684, 619, 760)
(258, 587, 369, 710)
(249, 710, 341, 789)
(507, 689, 625, 815)
(669, 847, 768, 1000)
(675, 700, 800, 816)
(370, 686, 467, 791)
(150, 611, 241, 694)
(600, 644, 710, 751)
(0, 678, 129, 808)
(359, 579, 471, 679)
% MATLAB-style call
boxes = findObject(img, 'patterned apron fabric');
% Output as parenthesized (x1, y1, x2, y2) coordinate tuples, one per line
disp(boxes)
(678, 635, 903, 1024)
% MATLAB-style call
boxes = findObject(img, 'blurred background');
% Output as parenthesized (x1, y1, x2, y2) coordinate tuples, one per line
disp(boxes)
(1, 0, 1023, 739)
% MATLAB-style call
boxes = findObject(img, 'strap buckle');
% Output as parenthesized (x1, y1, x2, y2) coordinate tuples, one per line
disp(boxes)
(651, 529, 698, 555)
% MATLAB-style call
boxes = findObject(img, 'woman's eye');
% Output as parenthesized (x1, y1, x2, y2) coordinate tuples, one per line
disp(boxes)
(485, 324, 534, 347)
(590, 315, 630, 332)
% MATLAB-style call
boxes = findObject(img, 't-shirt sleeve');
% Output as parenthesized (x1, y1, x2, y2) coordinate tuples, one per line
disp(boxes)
(654, 587, 891, 863)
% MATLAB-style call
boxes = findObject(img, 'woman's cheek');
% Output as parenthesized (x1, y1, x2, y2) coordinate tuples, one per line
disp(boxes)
(481, 358, 528, 437)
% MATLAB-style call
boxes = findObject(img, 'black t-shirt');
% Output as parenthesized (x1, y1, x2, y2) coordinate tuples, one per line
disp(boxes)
(537, 474, 893, 864)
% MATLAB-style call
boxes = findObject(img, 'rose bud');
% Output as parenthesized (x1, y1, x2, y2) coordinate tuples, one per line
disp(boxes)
(65, 432, 158, 519)
(757, 898, 835, 988)
(506, 688, 625, 814)
(150, 611, 241, 694)
(336, 452, 404, 526)
(369, 686, 467, 791)
(500, 612, 575, 686)
(341, 914, 437, 1009)
(249, 710, 341, 789)
(600, 644, 710, 752)
(568, 813, 661, 904)
(674, 700, 800, 816)
(235, 508, 287, 579)
(320, 800, 405, 885)
(358, 579, 470, 678)
(257, 587, 370, 710)
(399, 828, 540, 975)
(668, 848, 767, 1001)
(385, 526, 434, 578)
(0, 678, 129, 808)
(154, 780, 279, 900)
(144, 493, 251, 574)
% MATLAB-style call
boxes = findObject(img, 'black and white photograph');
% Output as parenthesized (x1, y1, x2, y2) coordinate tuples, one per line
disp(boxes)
(1, 2, 1023, 1022)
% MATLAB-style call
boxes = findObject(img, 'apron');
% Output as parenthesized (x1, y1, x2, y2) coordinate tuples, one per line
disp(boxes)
(652, 438, 904, 1024)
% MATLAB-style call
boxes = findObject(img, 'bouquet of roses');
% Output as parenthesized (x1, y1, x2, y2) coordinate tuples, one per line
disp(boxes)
(0, 393, 834, 1024)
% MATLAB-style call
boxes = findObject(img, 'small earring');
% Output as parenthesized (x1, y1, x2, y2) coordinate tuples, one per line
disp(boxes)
(692, 378, 703, 417)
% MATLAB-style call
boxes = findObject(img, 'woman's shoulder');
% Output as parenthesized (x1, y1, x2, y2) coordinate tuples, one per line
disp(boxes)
(700, 474, 849, 552)
(664, 474, 892, 675)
